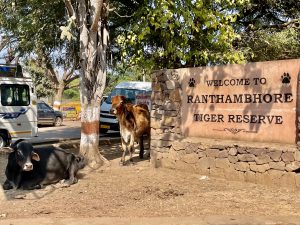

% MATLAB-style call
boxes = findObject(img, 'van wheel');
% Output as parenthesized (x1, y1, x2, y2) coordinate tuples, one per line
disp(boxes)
(54, 117, 63, 126)
(0, 133, 8, 148)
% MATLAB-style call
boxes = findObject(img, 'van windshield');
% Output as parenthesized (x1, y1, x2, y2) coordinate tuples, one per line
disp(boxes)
(105, 88, 150, 104)
(0, 84, 30, 106)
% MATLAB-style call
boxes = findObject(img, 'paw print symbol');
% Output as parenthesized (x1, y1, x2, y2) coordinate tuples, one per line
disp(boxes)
(188, 78, 196, 87)
(281, 72, 291, 85)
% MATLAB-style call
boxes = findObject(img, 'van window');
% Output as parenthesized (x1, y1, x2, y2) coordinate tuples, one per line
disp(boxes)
(1, 84, 30, 106)
(105, 88, 149, 104)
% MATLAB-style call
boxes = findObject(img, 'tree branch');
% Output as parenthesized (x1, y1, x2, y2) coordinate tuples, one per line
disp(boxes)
(65, 74, 79, 86)
(64, 0, 75, 17)
(264, 18, 300, 29)
(63, 66, 75, 81)
(65, 82, 79, 90)
(91, 0, 104, 32)
(0, 37, 10, 52)
(40, 54, 59, 85)
(247, 18, 300, 31)
(113, 10, 134, 18)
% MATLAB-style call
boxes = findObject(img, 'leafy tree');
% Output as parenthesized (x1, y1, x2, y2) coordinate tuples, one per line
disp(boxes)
(63, 78, 80, 100)
(114, 0, 250, 69)
(235, 0, 300, 61)
(239, 28, 300, 62)
(0, 0, 79, 109)
(26, 60, 55, 98)
(0, 0, 147, 166)
(114, 0, 300, 69)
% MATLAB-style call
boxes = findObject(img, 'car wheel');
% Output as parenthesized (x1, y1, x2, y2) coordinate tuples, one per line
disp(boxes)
(54, 117, 63, 126)
(0, 132, 8, 148)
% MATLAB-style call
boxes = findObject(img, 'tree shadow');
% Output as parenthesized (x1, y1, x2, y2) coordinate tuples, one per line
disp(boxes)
(179, 60, 298, 143)
(0, 145, 87, 201)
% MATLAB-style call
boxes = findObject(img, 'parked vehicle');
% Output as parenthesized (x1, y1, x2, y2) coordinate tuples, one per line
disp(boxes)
(99, 81, 151, 133)
(37, 102, 63, 126)
(0, 64, 38, 147)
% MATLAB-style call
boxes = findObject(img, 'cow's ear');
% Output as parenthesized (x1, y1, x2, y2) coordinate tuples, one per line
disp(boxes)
(31, 152, 40, 161)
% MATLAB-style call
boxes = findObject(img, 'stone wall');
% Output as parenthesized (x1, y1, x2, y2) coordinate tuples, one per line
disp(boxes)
(150, 69, 300, 189)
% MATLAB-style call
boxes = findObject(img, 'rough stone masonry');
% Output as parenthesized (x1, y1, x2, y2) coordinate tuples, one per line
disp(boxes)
(150, 60, 300, 189)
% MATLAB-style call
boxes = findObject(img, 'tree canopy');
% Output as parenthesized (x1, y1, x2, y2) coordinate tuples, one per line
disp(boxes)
(0, 0, 299, 81)
(0, 0, 79, 102)
(236, 0, 300, 62)
(114, 0, 300, 69)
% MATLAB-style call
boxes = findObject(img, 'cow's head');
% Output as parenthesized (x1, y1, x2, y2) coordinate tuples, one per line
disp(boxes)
(11, 140, 40, 171)
(110, 95, 127, 115)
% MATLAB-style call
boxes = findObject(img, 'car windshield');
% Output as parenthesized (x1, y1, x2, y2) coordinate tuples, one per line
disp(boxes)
(105, 88, 150, 104)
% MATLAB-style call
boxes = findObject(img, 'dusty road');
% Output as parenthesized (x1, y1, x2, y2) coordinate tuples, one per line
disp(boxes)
(0, 143, 300, 225)
(31, 120, 120, 144)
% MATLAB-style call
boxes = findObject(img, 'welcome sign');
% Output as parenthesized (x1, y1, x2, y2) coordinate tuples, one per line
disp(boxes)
(180, 59, 300, 144)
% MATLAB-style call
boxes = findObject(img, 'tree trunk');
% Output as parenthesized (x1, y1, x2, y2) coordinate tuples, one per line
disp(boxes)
(77, 0, 108, 167)
(53, 82, 65, 110)
(80, 103, 104, 168)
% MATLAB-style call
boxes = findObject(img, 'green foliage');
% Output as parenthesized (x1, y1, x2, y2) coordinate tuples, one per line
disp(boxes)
(0, 0, 80, 100)
(114, 0, 300, 69)
(240, 28, 300, 62)
(236, 0, 300, 62)
(1, 0, 299, 87)
(25, 61, 55, 98)
(0, 0, 66, 56)
(63, 88, 80, 100)
(60, 17, 77, 42)
(115, 0, 250, 69)
(63, 79, 80, 100)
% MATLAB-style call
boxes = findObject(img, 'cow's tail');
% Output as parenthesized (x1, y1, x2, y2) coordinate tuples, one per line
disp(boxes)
(75, 155, 86, 170)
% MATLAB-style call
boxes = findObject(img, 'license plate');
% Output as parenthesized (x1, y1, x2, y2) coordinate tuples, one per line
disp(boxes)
(100, 124, 110, 129)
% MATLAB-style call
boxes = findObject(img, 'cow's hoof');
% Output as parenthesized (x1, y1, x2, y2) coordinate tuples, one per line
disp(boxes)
(3, 183, 13, 190)
(34, 184, 43, 189)
(119, 161, 125, 166)
(59, 180, 71, 188)
(3, 181, 13, 190)
(129, 159, 135, 166)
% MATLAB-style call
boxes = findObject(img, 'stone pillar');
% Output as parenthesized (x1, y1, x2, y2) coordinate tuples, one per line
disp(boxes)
(150, 70, 183, 166)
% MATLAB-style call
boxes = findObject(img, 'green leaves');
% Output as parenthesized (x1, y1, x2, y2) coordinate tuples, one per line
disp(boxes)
(240, 28, 300, 62)
(25, 60, 55, 98)
(60, 17, 77, 41)
(0, 0, 66, 55)
(115, 0, 247, 69)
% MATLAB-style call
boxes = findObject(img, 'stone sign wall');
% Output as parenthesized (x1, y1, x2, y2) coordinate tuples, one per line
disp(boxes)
(150, 59, 300, 188)
(180, 59, 300, 144)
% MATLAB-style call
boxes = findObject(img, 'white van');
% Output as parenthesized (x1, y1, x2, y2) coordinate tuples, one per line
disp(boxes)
(100, 81, 151, 133)
(0, 64, 38, 147)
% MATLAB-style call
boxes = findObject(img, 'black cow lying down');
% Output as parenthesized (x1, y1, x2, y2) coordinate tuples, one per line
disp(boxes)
(3, 140, 85, 190)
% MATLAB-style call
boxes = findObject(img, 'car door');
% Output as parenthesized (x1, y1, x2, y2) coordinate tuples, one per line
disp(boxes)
(38, 103, 55, 124)
(37, 103, 46, 124)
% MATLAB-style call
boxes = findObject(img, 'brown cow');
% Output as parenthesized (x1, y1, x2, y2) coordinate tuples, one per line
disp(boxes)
(110, 95, 150, 165)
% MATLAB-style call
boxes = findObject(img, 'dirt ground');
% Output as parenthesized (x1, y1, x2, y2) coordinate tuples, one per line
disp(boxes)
(1, 143, 300, 223)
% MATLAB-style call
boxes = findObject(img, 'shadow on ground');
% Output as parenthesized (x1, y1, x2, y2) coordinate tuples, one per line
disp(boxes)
(0, 140, 150, 201)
